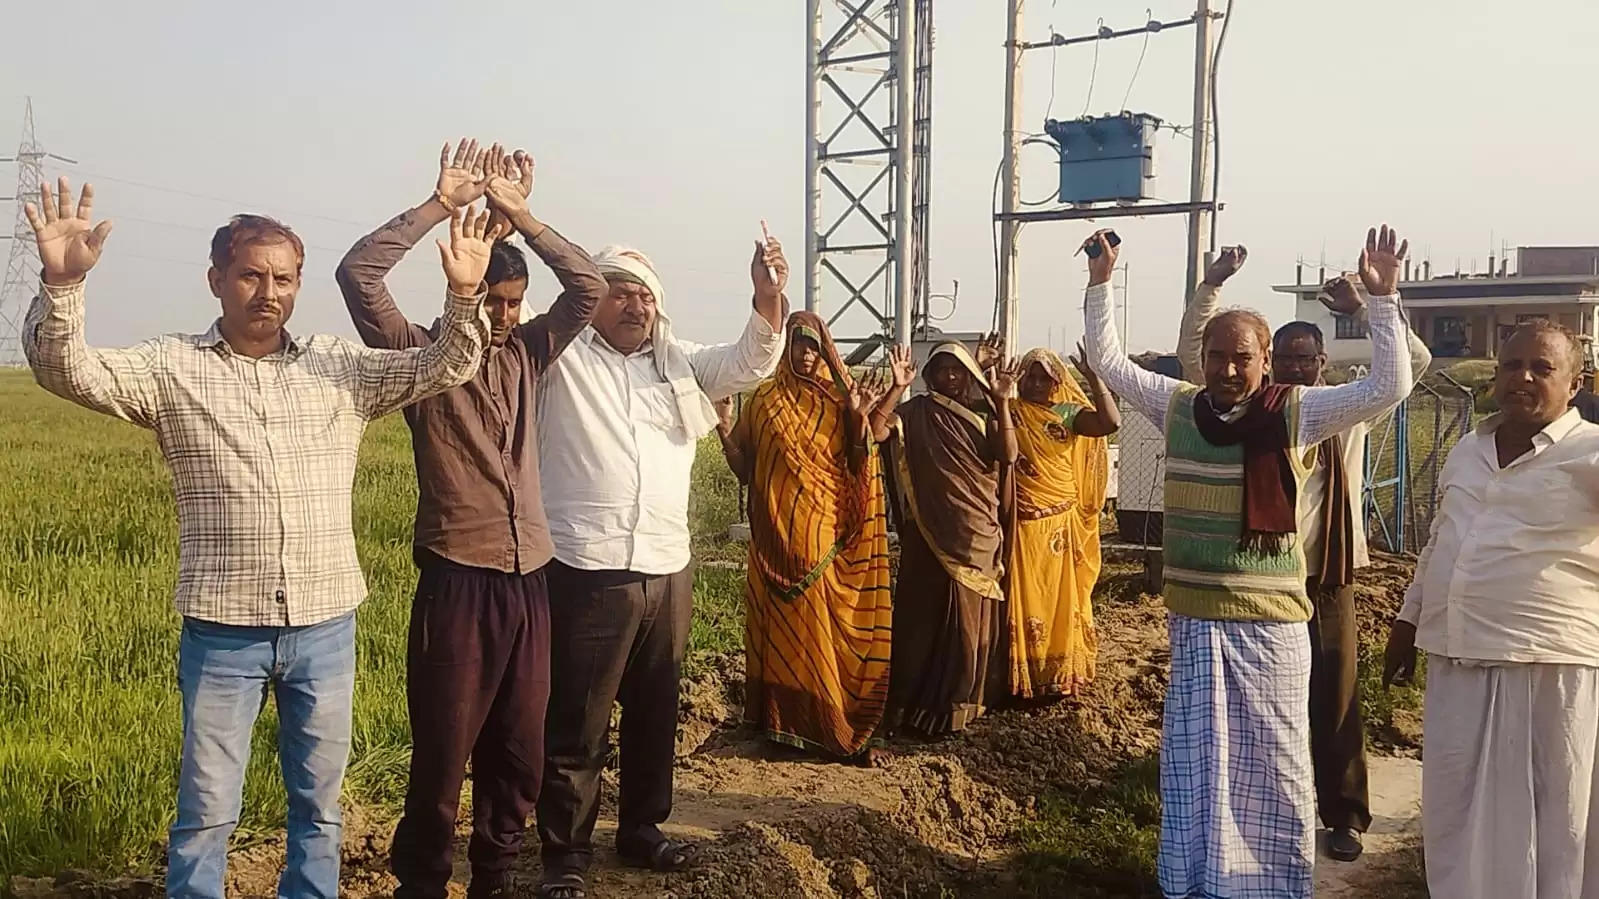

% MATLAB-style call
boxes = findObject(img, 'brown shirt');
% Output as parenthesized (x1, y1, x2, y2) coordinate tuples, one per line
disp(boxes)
(337, 205, 605, 574)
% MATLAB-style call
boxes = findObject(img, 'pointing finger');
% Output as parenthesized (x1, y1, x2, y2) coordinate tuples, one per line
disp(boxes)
(23, 201, 44, 234)
(1366, 227, 1378, 256)
(1397, 238, 1410, 262)
(440, 141, 451, 170)
(57, 176, 72, 220)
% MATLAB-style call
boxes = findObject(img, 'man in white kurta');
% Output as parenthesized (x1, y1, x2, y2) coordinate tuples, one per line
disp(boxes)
(1386, 319, 1599, 899)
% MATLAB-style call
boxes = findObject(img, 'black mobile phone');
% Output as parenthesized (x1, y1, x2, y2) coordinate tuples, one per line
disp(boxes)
(1084, 230, 1121, 259)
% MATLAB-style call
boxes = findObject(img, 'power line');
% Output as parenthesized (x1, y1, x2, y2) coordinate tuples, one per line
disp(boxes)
(1120, 10, 1156, 111)
(0, 99, 59, 365)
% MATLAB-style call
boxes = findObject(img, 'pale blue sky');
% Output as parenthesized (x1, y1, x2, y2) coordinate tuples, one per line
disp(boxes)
(3, 0, 1596, 355)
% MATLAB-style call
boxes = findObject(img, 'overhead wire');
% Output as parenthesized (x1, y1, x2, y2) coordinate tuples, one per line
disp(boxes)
(1119, 10, 1156, 112)
(1081, 18, 1104, 116)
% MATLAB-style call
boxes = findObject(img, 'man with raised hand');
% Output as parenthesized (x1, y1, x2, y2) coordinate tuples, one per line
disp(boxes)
(337, 139, 606, 899)
(22, 178, 493, 899)
(1176, 248, 1431, 863)
(533, 236, 787, 899)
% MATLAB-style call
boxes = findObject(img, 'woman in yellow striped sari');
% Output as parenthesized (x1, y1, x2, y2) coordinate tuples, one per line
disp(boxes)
(1005, 346, 1120, 698)
(714, 312, 906, 763)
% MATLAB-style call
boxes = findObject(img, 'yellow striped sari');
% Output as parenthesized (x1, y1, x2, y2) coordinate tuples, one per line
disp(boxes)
(1007, 349, 1108, 698)
(729, 314, 893, 757)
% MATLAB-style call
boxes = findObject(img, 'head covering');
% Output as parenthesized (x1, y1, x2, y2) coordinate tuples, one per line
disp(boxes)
(1018, 348, 1090, 409)
(591, 245, 719, 439)
(923, 341, 992, 410)
(781, 310, 853, 397)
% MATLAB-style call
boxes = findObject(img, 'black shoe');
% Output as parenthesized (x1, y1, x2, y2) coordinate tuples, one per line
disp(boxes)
(467, 873, 515, 899)
(1327, 827, 1364, 862)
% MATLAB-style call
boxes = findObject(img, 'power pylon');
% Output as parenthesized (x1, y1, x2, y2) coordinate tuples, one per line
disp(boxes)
(0, 99, 77, 365)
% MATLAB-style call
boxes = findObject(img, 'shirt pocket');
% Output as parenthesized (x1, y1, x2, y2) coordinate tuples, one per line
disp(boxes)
(1507, 469, 1576, 528)
(631, 381, 681, 434)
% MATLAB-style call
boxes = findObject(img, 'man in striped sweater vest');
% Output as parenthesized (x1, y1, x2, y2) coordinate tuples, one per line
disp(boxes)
(1176, 252, 1432, 864)
(1081, 227, 1413, 898)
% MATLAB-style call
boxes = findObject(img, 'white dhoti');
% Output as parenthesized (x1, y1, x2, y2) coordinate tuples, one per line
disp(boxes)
(1423, 654, 1599, 899)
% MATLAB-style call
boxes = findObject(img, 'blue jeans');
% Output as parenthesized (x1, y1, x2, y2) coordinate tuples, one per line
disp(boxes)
(167, 612, 356, 899)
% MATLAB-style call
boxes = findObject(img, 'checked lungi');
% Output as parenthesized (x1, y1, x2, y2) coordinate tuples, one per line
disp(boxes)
(1158, 613, 1315, 899)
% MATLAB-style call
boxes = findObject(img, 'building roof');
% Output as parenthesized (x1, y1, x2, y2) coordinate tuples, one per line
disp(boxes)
(1273, 273, 1599, 295)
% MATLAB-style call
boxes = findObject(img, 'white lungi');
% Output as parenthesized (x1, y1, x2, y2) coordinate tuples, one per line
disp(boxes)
(1423, 654, 1599, 898)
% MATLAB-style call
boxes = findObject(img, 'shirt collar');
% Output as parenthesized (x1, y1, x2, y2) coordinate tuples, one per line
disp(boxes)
(1477, 406, 1584, 453)
(201, 319, 301, 359)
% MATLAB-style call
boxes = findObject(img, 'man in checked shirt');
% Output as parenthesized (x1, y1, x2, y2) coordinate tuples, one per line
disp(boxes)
(22, 177, 496, 899)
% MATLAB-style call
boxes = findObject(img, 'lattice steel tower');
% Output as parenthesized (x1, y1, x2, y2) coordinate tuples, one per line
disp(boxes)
(0, 99, 77, 365)
(804, 0, 933, 351)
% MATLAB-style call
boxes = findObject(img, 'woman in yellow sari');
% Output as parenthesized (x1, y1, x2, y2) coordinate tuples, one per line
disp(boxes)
(714, 312, 910, 763)
(1005, 345, 1120, 699)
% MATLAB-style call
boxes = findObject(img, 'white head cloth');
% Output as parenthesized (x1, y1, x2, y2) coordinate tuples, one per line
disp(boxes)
(591, 245, 719, 440)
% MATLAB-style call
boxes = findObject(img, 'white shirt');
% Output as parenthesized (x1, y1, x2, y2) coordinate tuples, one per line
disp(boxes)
(1082, 282, 1413, 450)
(1398, 408, 1599, 665)
(537, 313, 783, 575)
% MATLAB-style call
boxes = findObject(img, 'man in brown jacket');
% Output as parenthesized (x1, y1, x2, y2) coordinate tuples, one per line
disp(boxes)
(336, 140, 607, 899)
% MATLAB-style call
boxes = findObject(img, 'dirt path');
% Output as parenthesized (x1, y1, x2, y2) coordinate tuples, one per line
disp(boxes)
(1313, 755, 1425, 897)
(10, 558, 1431, 898)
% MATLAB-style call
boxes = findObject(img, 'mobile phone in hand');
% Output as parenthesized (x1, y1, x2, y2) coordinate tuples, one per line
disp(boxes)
(1084, 230, 1122, 259)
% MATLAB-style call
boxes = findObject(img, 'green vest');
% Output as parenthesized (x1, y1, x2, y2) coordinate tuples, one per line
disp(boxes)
(1161, 384, 1314, 623)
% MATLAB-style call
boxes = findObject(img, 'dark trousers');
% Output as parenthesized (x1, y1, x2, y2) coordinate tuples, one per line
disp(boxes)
(1306, 577, 1372, 833)
(537, 561, 694, 876)
(391, 552, 552, 899)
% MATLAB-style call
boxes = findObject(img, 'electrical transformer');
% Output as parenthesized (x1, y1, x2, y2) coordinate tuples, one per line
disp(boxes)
(1044, 112, 1158, 205)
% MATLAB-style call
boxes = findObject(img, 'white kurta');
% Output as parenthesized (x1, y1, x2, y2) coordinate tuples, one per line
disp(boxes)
(1423, 656, 1599, 899)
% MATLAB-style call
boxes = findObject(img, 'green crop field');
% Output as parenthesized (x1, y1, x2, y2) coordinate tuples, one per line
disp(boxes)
(0, 368, 745, 880)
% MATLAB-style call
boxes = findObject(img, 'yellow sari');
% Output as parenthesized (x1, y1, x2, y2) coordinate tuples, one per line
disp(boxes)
(730, 314, 893, 757)
(1006, 349, 1108, 698)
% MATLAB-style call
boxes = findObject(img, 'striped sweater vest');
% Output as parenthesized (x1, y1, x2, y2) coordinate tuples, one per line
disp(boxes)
(1161, 383, 1314, 623)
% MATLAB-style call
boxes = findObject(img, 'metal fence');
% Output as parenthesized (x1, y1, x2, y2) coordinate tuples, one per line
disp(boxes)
(1109, 377, 1479, 556)
(1363, 376, 1477, 554)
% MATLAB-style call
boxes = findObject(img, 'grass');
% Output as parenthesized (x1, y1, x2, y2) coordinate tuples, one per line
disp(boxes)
(0, 368, 746, 880)
(1014, 757, 1163, 898)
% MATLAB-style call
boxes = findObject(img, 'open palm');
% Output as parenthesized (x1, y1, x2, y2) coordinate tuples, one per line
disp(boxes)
(26, 178, 112, 284)
(1358, 225, 1409, 297)
(437, 138, 490, 209)
(889, 344, 916, 388)
(437, 206, 505, 293)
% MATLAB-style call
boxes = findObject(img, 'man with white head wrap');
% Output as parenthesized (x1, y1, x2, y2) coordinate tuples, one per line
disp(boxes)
(534, 237, 787, 899)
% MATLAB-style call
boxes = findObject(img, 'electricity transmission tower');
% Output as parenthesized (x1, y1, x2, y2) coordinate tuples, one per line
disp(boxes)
(804, 0, 933, 353)
(0, 99, 77, 365)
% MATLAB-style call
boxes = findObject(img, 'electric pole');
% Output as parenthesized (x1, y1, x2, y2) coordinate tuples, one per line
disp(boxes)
(0, 99, 76, 366)
(1183, 0, 1216, 306)
(998, 0, 1024, 352)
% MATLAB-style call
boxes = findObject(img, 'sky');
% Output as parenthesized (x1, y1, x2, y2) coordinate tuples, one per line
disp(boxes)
(2, 0, 1597, 357)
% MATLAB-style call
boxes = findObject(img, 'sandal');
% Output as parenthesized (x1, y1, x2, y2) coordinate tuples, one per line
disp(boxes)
(536, 872, 587, 899)
(618, 837, 698, 872)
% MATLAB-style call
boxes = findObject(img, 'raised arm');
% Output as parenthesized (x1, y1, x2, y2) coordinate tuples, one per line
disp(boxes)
(353, 207, 495, 419)
(868, 344, 918, 442)
(1296, 226, 1415, 446)
(688, 235, 789, 400)
(20, 179, 161, 428)
(987, 359, 1022, 465)
(1066, 342, 1121, 437)
(1080, 232, 1185, 430)
(1177, 246, 1246, 382)
(482, 152, 606, 372)
(713, 396, 753, 486)
(336, 138, 493, 350)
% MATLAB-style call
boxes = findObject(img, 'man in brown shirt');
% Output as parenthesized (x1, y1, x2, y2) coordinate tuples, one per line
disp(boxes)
(336, 140, 606, 899)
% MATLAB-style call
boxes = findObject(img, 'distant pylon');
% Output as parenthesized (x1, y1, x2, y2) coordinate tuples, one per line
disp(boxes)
(0, 99, 77, 365)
